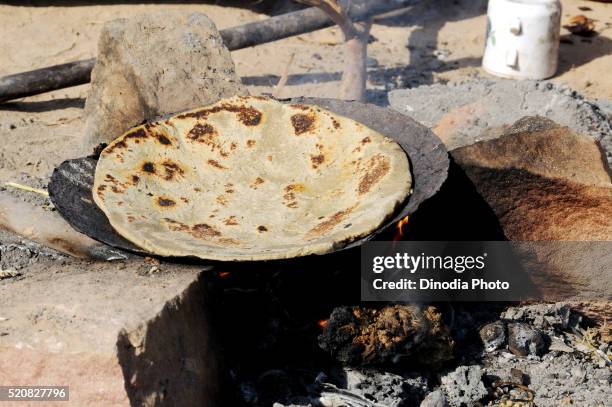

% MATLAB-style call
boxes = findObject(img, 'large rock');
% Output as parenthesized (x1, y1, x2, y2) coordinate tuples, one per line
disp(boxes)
(0, 242, 219, 407)
(451, 117, 611, 319)
(453, 117, 611, 188)
(451, 117, 612, 241)
(83, 11, 247, 153)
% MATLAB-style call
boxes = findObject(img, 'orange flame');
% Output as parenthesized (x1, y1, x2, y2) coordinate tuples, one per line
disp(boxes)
(393, 216, 410, 241)
(218, 271, 231, 279)
(317, 319, 329, 329)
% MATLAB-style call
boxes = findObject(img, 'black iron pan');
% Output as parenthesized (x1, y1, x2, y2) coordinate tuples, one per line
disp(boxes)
(48, 98, 449, 258)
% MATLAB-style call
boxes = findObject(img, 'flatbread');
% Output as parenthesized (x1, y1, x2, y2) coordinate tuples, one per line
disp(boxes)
(93, 96, 412, 260)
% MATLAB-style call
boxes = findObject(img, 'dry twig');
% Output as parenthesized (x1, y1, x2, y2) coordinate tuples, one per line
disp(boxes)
(4, 182, 49, 197)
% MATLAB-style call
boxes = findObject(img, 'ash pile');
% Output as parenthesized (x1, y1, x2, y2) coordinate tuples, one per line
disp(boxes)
(209, 265, 611, 407)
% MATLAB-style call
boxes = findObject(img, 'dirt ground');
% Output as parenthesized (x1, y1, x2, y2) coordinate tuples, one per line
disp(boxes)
(0, 0, 610, 187)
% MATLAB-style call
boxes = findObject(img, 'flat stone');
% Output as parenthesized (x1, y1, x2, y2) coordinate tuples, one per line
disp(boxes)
(0, 249, 218, 406)
(548, 337, 575, 353)
(388, 80, 612, 167)
(82, 11, 247, 154)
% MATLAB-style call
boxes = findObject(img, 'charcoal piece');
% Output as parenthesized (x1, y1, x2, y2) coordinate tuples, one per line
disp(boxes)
(507, 323, 548, 357)
(479, 321, 507, 353)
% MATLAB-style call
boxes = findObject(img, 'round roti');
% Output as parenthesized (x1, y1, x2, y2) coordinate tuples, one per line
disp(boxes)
(93, 96, 412, 261)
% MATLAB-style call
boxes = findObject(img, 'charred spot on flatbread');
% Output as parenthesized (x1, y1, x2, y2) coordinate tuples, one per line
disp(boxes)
(176, 103, 262, 127)
(155, 133, 172, 145)
(161, 160, 184, 181)
(358, 154, 391, 195)
(307, 205, 357, 239)
(291, 113, 316, 135)
(224, 216, 239, 226)
(310, 154, 325, 169)
(142, 162, 156, 174)
(191, 223, 221, 239)
(208, 159, 226, 169)
(188, 123, 217, 143)
(125, 128, 148, 141)
(157, 197, 176, 207)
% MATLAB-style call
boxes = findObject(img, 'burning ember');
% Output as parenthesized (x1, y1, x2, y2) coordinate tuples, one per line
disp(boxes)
(317, 319, 329, 329)
(393, 215, 410, 241)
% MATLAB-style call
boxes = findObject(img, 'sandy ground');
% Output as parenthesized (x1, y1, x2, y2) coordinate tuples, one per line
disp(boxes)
(0, 0, 610, 187)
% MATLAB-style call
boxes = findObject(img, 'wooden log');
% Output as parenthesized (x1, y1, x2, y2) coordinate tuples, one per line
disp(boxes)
(0, 1, 417, 103)
(0, 59, 96, 103)
(295, 0, 373, 102)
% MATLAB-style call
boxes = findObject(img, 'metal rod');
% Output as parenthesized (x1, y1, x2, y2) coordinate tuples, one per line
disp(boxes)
(0, 1, 415, 103)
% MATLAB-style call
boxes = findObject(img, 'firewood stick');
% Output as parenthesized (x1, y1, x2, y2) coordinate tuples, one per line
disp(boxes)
(0, 1, 418, 103)
(340, 19, 371, 102)
(296, 0, 371, 102)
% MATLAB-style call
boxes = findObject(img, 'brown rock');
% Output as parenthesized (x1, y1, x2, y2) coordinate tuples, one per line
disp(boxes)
(0, 256, 219, 406)
(453, 117, 611, 188)
(451, 117, 611, 319)
(452, 117, 612, 241)
(452, 166, 612, 241)
(82, 11, 247, 153)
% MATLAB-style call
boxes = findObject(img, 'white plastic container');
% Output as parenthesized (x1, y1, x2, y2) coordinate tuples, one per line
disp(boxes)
(482, 0, 562, 80)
